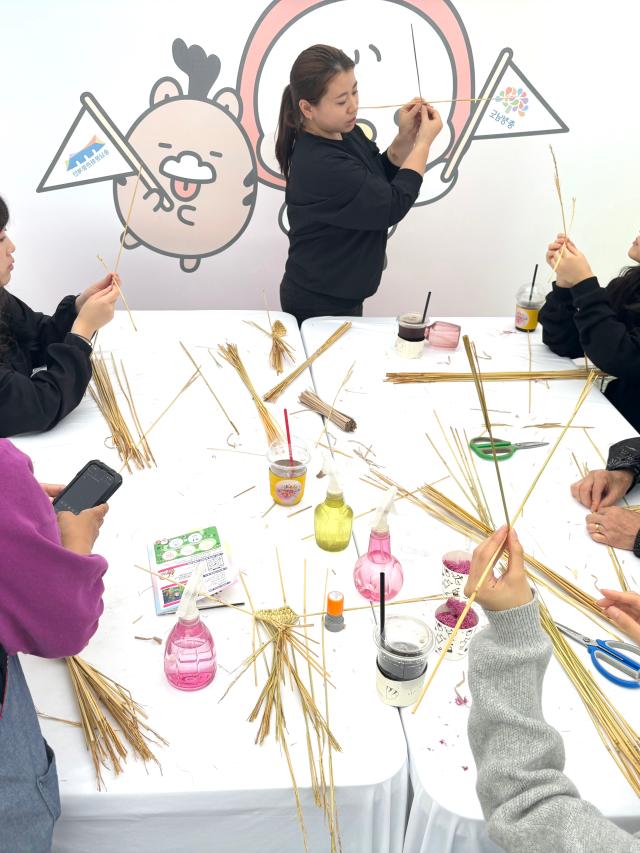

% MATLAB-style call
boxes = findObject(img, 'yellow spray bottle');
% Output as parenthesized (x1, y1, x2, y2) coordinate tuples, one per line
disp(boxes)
(314, 456, 353, 552)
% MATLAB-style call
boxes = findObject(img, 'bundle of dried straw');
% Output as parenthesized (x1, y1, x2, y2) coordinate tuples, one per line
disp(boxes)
(263, 322, 351, 403)
(299, 388, 357, 432)
(66, 655, 167, 789)
(89, 352, 155, 472)
(244, 319, 295, 374)
(218, 343, 283, 444)
(385, 368, 602, 384)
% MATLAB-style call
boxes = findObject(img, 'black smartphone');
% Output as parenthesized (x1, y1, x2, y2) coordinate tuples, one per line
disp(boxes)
(52, 460, 122, 515)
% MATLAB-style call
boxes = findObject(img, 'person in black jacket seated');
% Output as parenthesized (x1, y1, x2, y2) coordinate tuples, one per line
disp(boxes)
(571, 436, 640, 557)
(540, 232, 640, 431)
(0, 195, 119, 437)
(276, 44, 443, 325)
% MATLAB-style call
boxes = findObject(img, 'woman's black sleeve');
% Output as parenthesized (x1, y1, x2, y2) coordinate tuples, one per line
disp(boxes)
(539, 284, 584, 358)
(0, 335, 92, 436)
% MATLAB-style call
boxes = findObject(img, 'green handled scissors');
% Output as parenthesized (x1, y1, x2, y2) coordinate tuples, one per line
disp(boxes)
(469, 436, 549, 461)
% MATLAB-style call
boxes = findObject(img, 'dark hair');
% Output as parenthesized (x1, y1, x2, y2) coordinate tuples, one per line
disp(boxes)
(275, 44, 355, 179)
(607, 265, 640, 329)
(0, 196, 10, 361)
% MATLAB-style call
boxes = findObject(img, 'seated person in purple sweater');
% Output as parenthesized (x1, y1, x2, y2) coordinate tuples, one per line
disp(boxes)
(0, 194, 119, 438)
(0, 439, 109, 852)
(466, 526, 640, 852)
(540, 232, 640, 432)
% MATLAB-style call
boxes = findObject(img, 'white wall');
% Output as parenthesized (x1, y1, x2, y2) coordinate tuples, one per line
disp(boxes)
(2, 0, 638, 317)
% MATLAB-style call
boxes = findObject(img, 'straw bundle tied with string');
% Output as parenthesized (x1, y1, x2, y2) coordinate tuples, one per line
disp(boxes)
(386, 368, 602, 384)
(218, 342, 283, 444)
(299, 389, 357, 432)
(263, 322, 352, 403)
(65, 655, 167, 789)
(244, 295, 295, 374)
(244, 319, 295, 374)
(89, 351, 154, 471)
(412, 338, 598, 713)
(313, 361, 356, 451)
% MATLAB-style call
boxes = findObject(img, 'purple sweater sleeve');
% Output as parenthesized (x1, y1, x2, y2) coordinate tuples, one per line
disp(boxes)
(0, 439, 107, 658)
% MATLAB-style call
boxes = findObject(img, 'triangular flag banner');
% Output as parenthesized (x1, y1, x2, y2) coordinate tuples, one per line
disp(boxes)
(473, 57, 568, 139)
(38, 98, 135, 192)
(441, 49, 568, 183)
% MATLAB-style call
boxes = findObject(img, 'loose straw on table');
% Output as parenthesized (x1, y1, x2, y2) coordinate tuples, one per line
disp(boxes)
(179, 340, 239, 435)
(117, 368, 201, 474)
(412, 370, 598, 713)
(314, 361, 355, 448)
(385, 368, 602, 384)
(218, 342, 283, 444)
(263, 322, 352, 403)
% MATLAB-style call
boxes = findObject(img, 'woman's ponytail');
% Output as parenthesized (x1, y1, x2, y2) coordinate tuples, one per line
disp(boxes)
(275, 83, 299, 179)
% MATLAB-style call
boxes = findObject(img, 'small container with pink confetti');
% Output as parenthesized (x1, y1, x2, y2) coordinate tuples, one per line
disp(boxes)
(441, 550, 472, 598)
(434, 597, 479, 660)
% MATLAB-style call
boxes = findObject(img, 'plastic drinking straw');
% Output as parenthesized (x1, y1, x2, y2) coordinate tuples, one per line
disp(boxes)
(421, 291, 432, 323)
(283, 408, 294, 465)
(380, 571, 386, 646)
(529, 263, 539, 302)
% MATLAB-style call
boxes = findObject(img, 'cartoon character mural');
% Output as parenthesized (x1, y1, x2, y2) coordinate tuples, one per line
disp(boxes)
(38, 39, 257, 272)
(38, 1, 567, 270)
(237, 0, 567, 233)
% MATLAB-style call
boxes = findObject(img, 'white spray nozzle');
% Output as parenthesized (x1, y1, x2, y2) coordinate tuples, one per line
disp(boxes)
(177, 563, 204, 622)
(372, 486, 397, 534)
(321, 454, 342, 497)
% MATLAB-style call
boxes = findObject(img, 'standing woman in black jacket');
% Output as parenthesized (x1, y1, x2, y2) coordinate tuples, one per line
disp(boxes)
(276, 45, 443, 325)
(541, 233, 640, 432)
(0, 195, 119, 436)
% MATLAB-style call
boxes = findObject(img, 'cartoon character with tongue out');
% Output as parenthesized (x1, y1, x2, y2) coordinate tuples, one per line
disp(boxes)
(38, 39, 257, 273)
(115, 39, 257, 272)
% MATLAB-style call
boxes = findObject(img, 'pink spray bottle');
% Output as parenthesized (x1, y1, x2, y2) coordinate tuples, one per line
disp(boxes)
(164, 563, 217, 690)
(353, 486, 403, 601)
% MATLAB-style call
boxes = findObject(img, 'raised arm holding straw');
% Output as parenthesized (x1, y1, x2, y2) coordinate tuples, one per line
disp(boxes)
(539, 229, 640, 432)
(466, 526, 640, 852)
(0, 194, 118, 437)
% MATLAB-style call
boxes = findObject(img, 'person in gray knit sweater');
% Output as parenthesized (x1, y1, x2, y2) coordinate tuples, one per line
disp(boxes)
(465, 526, 640, 853)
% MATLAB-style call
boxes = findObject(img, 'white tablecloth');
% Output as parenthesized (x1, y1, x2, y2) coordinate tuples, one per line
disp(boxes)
(300, 315, 640, 853)
(13, 311, 409, 853)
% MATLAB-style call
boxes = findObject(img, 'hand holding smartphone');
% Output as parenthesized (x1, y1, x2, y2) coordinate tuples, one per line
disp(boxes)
(53, 460, 122, 515)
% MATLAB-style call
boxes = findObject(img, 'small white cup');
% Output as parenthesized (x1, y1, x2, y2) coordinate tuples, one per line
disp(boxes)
(441, 550, 472, 598)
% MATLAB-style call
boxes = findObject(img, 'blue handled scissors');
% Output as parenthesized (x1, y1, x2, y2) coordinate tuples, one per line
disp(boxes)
(555, 622, 640, 688)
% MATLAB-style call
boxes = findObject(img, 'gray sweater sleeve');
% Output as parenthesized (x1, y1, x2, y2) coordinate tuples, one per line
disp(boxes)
(467, 597, 640, 852)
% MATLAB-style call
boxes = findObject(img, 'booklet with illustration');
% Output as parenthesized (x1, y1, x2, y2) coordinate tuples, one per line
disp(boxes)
(148, 524, 240, 615)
